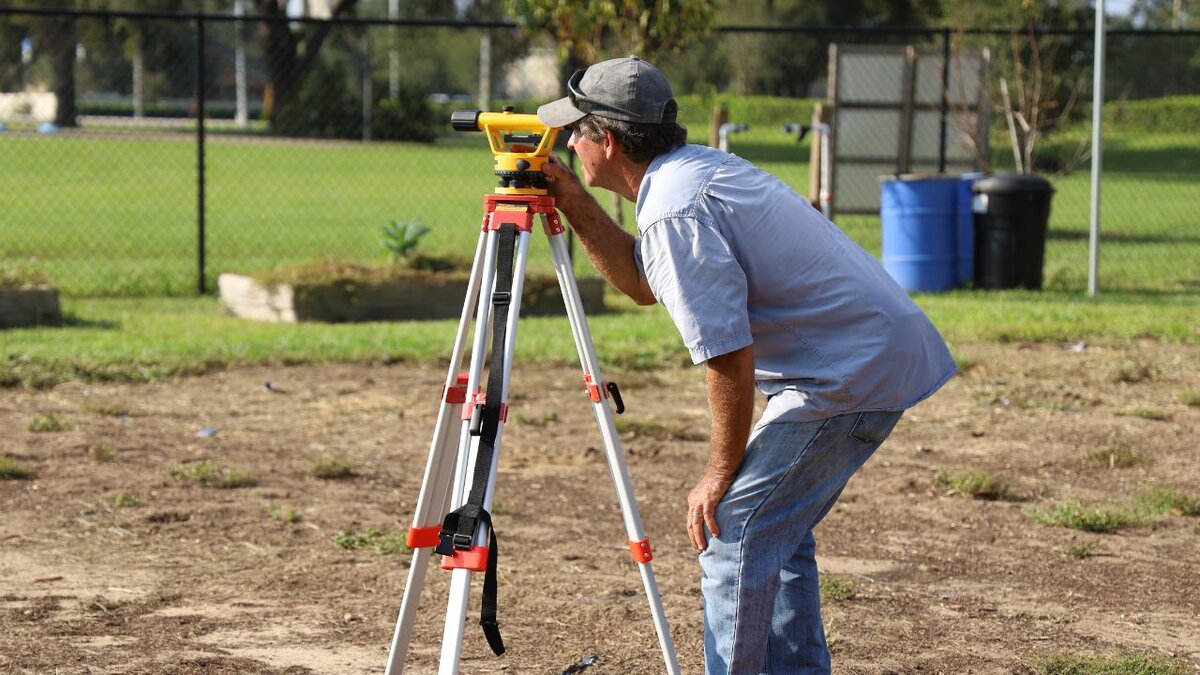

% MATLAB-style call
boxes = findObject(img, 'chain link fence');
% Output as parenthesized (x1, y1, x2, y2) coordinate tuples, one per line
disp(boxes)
(1, 7, 1197, 297)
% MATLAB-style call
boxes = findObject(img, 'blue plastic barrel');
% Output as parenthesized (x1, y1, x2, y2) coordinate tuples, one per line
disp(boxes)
(880, 175, 959, 292)
(957, 172, 986, 285)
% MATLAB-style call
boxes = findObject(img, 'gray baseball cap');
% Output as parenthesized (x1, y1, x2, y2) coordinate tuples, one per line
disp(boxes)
(537, 56, 677, 128)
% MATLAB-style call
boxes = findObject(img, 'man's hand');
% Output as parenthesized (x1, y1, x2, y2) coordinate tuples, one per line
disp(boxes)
(687, 345, 755, 553)
(542, 154, 587, 213)
(686, 469, 733, 553)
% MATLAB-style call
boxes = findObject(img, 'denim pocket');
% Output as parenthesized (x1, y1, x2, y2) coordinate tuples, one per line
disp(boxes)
(848, 411, 902, 444)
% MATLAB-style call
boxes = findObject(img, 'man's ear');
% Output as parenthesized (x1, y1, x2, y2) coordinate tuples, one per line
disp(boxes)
(602, 129, 620, 160)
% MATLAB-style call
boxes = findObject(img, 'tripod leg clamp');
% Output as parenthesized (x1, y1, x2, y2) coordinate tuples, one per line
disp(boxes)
(440, 545, 491, 572)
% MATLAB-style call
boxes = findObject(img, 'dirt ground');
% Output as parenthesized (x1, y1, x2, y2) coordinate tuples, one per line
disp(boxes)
(1, 340, 1197, 675)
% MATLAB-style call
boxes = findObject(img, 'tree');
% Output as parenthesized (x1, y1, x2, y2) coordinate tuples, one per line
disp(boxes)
(503, 0, 717, 67)
(252, 0, 359, 124)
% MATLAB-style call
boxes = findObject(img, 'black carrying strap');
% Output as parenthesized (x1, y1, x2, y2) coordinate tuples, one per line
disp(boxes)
(434, 221, 517, 657)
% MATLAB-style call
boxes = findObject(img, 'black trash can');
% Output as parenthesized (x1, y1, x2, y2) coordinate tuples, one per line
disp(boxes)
(971, 173, 1054, 290)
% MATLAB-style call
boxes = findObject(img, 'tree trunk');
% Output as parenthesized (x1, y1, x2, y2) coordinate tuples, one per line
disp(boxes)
(255, 0, 359, 122)
(45, 17, 77, 128)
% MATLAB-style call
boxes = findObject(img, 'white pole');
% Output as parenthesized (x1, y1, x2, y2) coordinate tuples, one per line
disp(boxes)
(388, 0, 400, 100)
(234, 0, 248, 129)
(1089, 0, 1106, 296)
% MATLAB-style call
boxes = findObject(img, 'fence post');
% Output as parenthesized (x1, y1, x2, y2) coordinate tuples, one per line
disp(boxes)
(196, 13, 207, 295)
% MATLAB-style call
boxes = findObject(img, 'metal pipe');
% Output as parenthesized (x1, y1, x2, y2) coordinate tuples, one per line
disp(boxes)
(718, 122, 747, 152)
(1089, 0, 1107, 296)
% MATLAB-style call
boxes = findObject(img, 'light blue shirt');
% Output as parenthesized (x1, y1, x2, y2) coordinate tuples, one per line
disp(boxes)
(633, 144, 956, 424)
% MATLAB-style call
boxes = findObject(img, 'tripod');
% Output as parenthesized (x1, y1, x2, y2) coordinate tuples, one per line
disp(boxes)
(383, 190, 682, 674)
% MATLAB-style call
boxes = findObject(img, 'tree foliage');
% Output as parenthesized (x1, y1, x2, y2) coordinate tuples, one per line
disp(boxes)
(503, 0, 717, 66)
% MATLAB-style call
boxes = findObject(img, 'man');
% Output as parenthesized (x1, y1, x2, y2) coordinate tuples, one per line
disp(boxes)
(537, 56, 955, 674)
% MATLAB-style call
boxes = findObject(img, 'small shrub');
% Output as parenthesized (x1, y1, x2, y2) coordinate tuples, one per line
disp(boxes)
(1034, 650, 1190, 674)
(310, 457, 357, 480)
(934, 469, 1008, 500)
(29, 413, 73, 433)
(0, 457, 36, 480)
(1027, 500, 1135, 534)
(88, 443, 118, 463)
(819, 577, 857, 601)
(332, 528, 407, 555)
(1116, 408, 1167, 421)
(381, 220, 430, 265)
(1178, 388, 1200, 407)
(371, 89, 439, 143)
(112, 491, 142, 507)
(1132, 487, 1200, 518)
(266, 503, 300, 523)
(1064, 540, 1097, 560)
(168, 459, 257, 489)
(1087, 438, 1146, 469)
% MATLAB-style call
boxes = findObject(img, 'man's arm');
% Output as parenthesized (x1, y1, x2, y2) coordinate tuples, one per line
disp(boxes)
(542, 155, 656, 305)
(687, 344, 756, 552)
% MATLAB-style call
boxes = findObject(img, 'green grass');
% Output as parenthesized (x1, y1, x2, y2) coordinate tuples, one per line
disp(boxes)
(0, 457, 36, 480)
(1087, 438, 1148, 469)
(1034, 651, 1191, 675)
(167, 459, 257, 489)
(332, 528, 408, 554)
(309, 457, 358, 480)
(1, 117, 1197, 298)
(28, 412, 73, 433)
(819, 576, 858, 602)
(0, 289, 1194, 389)
(1028, 486, 1200, 533)
(933, 469, 1010, 500)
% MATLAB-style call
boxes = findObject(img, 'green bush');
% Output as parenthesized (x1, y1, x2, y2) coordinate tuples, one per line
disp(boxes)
(372, 87, 439, 143)
(1105, 96, 1200, 134)
(271, 58, 363, 140)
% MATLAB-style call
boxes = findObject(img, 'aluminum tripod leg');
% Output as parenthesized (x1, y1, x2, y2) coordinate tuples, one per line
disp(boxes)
(438, 223, 533, 675)
(384, 233, 488, 675)
(542, 215, 683, 675)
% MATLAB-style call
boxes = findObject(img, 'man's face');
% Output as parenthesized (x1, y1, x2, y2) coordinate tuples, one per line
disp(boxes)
(566, 124, 608, 189)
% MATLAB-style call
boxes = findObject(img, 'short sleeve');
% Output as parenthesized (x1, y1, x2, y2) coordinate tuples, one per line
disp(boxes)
(636, 217, 753, 364)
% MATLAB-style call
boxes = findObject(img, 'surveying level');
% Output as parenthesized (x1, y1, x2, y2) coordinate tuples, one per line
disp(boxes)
(383, 110, 681, 674)
(450, 107, 560, 195)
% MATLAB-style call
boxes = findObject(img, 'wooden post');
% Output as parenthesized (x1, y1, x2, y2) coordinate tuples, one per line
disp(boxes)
(709, 105, 728, 148)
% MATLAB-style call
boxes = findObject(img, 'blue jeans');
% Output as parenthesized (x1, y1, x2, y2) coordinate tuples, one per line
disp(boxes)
(698, 410, 903, 675)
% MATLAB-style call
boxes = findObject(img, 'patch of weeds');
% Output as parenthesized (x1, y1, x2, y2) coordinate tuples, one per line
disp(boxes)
(1026, 500, 1136, 534)
(1087, 438, 1147, 469)
(167, 459, 257, 489)
(1034, 650, 1189, 674)
(1064, 540, 1097, 560)
(1109, 358, 1159, 384)
(616, 417, 707, 441)
(0, 457, 36, 480)
(112, 491, 142, 507)
(971, 384, 1098, 413)
(266, 503, 300, 523)
(29, 412, 73, 433)
(1115, 408, 1167, 421)
(87, 443, 118, 463)
(516, 412, 559, 427)
(1131, 487, 1200, 518)
(332, 528, 408, 555)
(1179, 388, 1200, 407)
(310, 457, 357, 480)
(82, 595, 129, 615)
(81, 399, 132, 417)
(933, 469, 1009, 500)
(819, 576, 857, 601)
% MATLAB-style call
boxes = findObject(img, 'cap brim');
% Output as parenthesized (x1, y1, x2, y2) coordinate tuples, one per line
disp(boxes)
(537, 97, 586, 128)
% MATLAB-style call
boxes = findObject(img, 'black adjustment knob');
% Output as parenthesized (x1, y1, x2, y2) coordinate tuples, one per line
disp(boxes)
(503, 105, 515, 113)
(516, 160, 530, 171)
(451, 110, 482, 132)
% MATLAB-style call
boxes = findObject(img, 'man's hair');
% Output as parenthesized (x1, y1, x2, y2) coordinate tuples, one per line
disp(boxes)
(575, 111, 688, 164)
